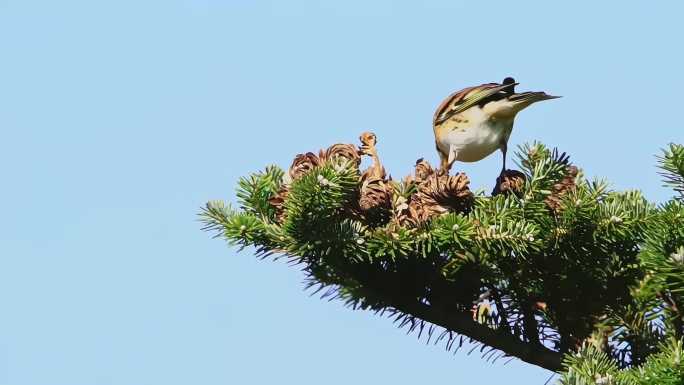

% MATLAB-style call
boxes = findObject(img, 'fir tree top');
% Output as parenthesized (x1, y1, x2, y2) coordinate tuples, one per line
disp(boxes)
(201, 133, 684, 384)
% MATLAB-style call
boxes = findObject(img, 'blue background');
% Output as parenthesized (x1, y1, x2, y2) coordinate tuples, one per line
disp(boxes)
(1, 1, 683, 384)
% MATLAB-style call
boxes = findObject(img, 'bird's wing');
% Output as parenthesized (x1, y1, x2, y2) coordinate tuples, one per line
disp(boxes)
(433, 82, 517, 125)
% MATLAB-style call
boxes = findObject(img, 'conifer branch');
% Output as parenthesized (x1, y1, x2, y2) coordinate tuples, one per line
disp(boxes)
(202, 134, 684, 382)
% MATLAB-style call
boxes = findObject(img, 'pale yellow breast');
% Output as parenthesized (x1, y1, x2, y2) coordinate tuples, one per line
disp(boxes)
(434, 107, 514, 162)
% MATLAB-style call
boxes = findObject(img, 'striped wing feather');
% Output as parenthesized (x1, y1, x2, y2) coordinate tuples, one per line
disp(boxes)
(433, 82, 516, 125)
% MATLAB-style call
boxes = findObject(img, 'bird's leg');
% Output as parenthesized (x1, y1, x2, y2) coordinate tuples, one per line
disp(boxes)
(500, 142, 508, 175)
(439, 145, 458, 176)
(437, 146, 452, 176)
(438, 157, 449, 176)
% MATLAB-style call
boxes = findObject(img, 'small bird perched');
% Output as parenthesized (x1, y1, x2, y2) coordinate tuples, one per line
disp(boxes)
(433, 77, 559, 175)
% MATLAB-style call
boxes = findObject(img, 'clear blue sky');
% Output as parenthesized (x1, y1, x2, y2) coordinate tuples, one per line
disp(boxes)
(1, 1, 683, 384)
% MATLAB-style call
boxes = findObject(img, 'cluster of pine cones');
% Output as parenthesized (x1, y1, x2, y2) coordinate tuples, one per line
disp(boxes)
(268, 132, 577, 226)
(269, 132, 476, 226)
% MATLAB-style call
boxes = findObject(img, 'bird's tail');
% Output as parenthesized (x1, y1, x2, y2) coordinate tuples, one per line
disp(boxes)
(509, 91, 561, 104)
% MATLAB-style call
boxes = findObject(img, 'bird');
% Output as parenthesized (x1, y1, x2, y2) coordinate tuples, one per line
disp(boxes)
(433, 77, 559, 175)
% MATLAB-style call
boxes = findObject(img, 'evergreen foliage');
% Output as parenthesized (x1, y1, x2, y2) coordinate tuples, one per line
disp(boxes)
(201, 140, 684, 383)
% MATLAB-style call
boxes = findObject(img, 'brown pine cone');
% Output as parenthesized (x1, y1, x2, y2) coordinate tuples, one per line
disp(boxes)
(420, 172, 473, 209)
(289, 152, 321, 180)
(414, 158, 435, 184)
(320, 143, 361, 168)
(408, 173, 474, 223)
(358, 131, 386, 180)
(268, 185, 289, 223)
(361, 165, 387, 182)
(359, 174, 391, 211)
(359, 132, 377, 148)
(407, 198, 433, 223)
(492, 169, 526, 197)
(545, 165, 579, 212)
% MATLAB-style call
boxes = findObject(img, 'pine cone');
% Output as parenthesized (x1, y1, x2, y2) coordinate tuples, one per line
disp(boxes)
(408, 173, 474, 223)
(289, 152, 321, 180)
(268, 185, 289, 223)
(359, 132, 377, 149)
(361, 165, 387, 182)
(492, 169, 526, 197)
(320, 143, 361, 168)
(359, 174, 391, 211)
(414, 158, 435, 184)
(420, 173, 473, 209)
(407, 198, 433, 223)
(358, 131, 386, 180)
(356, 173, 392, 226)
(545, 165, 579, 212)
